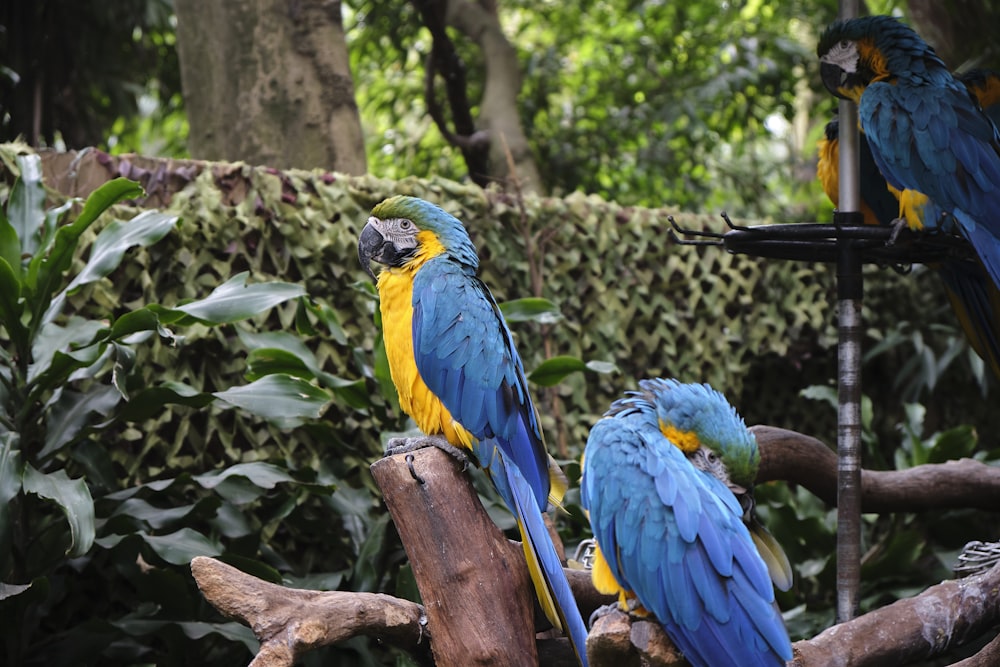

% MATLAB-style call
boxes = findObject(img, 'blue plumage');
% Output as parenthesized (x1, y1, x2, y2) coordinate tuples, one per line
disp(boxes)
(582, 379, 792, 667)
(360, 195, 589, 666)
(818, 16, 1000, 290)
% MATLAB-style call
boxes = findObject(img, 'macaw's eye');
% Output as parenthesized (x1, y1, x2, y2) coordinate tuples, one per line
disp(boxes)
(707, 451, 718, 463)
(400, 219, 412, 230)
(840, 40, 850, 49)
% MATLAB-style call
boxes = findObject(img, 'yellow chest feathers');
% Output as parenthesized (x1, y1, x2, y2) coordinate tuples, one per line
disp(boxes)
(377, 269, 472, 448)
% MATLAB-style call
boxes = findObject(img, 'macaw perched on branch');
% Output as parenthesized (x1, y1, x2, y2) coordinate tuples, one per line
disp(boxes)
(358, 195, 589, 666)
(817, 16, 1000, 293)
(581, 378, 792, 667)
(816, 69, 1000, 378)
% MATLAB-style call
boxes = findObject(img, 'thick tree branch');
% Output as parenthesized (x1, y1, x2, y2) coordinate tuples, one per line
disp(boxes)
(752, 425, 1000, 512)
(791, 562, 1000, 666)
(190, 556, 432, 667)
(445, 0, 543, 192)
(411, 0, 491, 185)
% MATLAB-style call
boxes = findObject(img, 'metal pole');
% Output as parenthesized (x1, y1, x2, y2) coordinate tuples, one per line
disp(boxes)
(835, 0, 863, 623)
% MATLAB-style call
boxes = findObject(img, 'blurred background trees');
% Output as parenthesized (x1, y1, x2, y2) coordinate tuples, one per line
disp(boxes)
(6, 0, 996, 218)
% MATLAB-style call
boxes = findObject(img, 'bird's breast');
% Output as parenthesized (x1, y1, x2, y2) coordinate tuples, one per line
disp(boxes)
(377, 270, 472, 448)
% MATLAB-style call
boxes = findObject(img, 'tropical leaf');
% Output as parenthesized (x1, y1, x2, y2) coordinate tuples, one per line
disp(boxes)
(171, 272, 306, 324)
(21, 464, 95, 557)
(498, 297, 563, 324)
(212, 374, 330, 424)
(8, 154, 46, 259)
(527, 355, 586, 386)
(65, 210, 180, 292)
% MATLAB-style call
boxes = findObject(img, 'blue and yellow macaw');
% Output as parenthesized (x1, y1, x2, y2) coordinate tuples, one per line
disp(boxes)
(581, 378, 792, 667)
(816, 68, 1000, 378)
(817, 16, 1000, 294)
(358, 195, 589, 666)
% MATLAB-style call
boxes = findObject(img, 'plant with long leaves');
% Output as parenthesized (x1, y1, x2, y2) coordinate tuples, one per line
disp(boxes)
(0, 154, 338, 663)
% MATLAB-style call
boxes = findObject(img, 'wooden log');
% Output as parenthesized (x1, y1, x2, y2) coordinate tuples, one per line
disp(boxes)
(189, 556, 431, 666)
(370, 444, 538, 667)
(790, 561, 1000, 666)
(753, 425, 1000, 512)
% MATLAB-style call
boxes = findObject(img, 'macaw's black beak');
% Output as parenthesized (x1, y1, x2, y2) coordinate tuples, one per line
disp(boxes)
(358, 223, 385, 281)
(820, 62, 850, 100)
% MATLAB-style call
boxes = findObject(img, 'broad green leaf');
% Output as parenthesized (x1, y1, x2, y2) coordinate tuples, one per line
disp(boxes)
(28, 317, 107, 383)
(110, 497, 219, 530)
(110, 342, 138, 400)
(0, 256, 27, 346)
(528, 355, 587, 386)
(0, 212, 20, 278)
(21, 464, 95, 557)
(193, 462, 297, 491)
(114, 382, 215, 423)
(107, 307, 176, 344)
(24, 178, 144, 322)
(927, 425, 977, 464)
(498, 297, 563, 324)
(39, 385, 121, 459)
(9, 154, 46, 258)
(172, 272, 306, 324)
(212, 374, 329, 425)
(65, 210, 179, 292)
(0, 435, 22, 572)
(245, 348, 313, 380)
(0, 582, 32, 600)
(585, 360, 619, 374)
(140, 528, 221, 565)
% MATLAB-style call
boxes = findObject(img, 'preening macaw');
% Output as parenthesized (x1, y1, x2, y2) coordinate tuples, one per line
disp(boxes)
(817, 16, 1000, 293)
(816, 70, 1000, 379)
(581, 378, 792, 667)
(358, 195, 589, 666)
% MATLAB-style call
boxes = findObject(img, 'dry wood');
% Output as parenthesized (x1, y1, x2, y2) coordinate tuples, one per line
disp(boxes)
(190, 556, 431, 667)
(370, 444, 540, 666)
(752, 425, 1000, 511)
(791, 562, 1000, 666)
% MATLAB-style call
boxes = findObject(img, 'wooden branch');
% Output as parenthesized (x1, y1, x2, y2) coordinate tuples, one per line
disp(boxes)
(752, 425, 1000, 512)
(189, 556, 431, 666)
(791, 561, 1000, 666)
(371, 445, 540, 666)
(583, 562, 1000, 667)
(586, 607, 684, 666)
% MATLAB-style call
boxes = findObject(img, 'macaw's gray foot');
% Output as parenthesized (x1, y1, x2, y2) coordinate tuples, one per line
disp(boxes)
(385, 435, 470, 470)
(887, 217, 909, 245)
(588, 602, 623, 629)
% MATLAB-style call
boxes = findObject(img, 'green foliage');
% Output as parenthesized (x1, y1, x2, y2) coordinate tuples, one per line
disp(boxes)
(0, 153, 397, 666)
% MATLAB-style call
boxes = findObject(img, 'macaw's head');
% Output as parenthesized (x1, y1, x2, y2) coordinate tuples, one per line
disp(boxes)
(358, 195, 479, 280)
(639, 378, 760, 493)
(818, 15, 948, 103)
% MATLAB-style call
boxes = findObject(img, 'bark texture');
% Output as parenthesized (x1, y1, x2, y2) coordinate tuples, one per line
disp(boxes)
(174, 0, 365, 172)
(370, 445, 541, 666)
(443, 0, 543, 192)
(753, 425, 1000, 512)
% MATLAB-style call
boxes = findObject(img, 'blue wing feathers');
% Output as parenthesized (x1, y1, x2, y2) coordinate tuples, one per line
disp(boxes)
(502, 457, 590, 664)
(582, 386, 792, 667)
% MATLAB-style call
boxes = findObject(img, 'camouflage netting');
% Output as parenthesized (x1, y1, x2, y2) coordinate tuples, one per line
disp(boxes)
(3, 142, 995, 473)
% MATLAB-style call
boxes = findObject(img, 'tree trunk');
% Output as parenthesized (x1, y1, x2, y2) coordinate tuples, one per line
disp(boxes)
(445, 0, 543, 193)
(173, 0, 366, 173)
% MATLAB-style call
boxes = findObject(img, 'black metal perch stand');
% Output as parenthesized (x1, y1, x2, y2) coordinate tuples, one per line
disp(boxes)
(669, 206, 975, 624)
